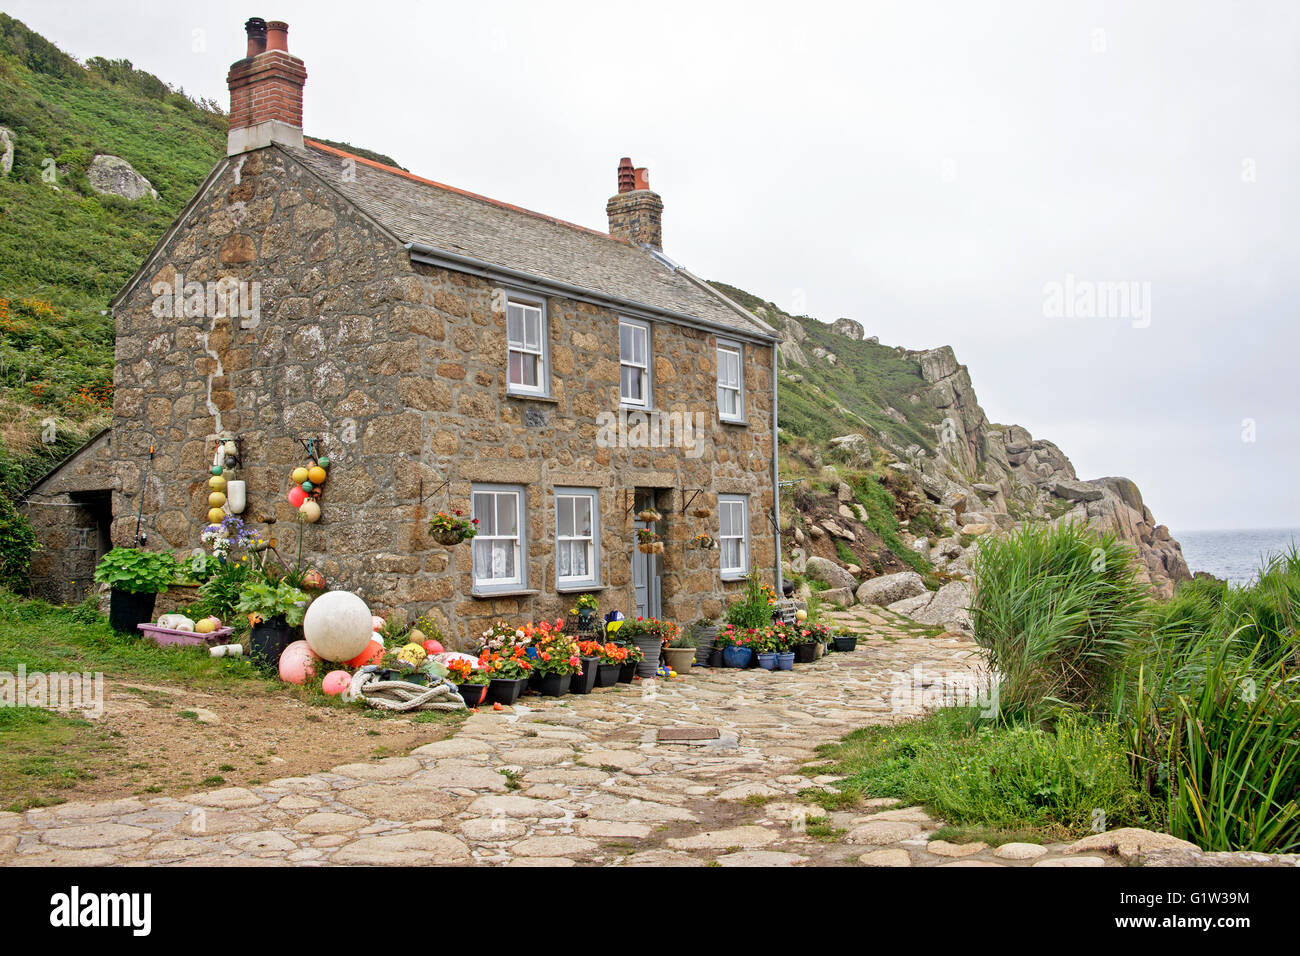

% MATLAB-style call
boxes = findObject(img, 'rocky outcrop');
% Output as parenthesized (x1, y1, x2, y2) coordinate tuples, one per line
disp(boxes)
(805, 555, 857, 592)
(0, 127, 13, 178)
(855, 570, 925, 607)
(87, 154, 158, 201)
(831, 318, 864, 340)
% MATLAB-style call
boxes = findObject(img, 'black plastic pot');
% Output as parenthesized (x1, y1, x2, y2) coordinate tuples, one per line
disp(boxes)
(457, 683, 488, 707)
(249, 616, 295, 669)
(529, 672, 571, 697)
(694, 642, 716, 666)
(794, 642, 818, 664)
(569, 658, 600, 695)
(618, 661, 637, 683)
(109, 588, 157, 635)
(709, 647, 723, 667)
(833, 635, 858, 653)
(488, 677, 529, 706)
(595, 663, 621, 687)
(631, 636, 661, 678)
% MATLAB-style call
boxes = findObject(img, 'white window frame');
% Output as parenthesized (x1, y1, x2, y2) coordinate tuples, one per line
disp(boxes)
(718, 494, 750, 580)
(471, 484, 527, 593)
(716, 339, 745, 423)
(618, 317, 652, 408)
(506, 294, 549, 397)
(554, 487, 600, 591)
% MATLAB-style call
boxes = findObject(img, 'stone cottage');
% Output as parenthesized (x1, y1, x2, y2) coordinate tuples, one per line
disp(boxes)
(29, 18, 781, 640)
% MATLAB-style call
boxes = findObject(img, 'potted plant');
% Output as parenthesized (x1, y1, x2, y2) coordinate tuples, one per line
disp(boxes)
(691, 618, 719, 666)
(571, 640, 603, 694)
(662, 629, 696, 674)
(482, 646, 533, 705)
(569, 592, 600, 632)
(636, 508, 662, 523)
(752, 626, 779, 670)
(235, 576, 312, 668)
(617, 640, 640, 682)
(94, 547, 179, 634)
(716, 624, 755, 668)
(524, 620, 579, 697)
(447, 657, 490, 707)
(688, 533, 716, 550)
(622, 617, 676, 677)
(832, 628, 858, 653)
(594, 642, 627, 687)
(772, 622, 797, 671)
(428, 509, 478, 547)
(636, 528, 664, 555)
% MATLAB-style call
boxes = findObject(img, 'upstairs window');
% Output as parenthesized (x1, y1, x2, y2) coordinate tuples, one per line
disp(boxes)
(717, 340, 744, 422)
(619, 318, 651, 407)
(507, 297, 546, 396)
(555, 487, 599, 589)
(719, 494, 749, 579)
(471, 485, 526, 591)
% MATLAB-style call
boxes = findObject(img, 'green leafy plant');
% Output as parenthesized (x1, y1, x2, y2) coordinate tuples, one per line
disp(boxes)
(725, 570, 778, 629)
(234, 577, 311, 627)
(92, 547, 178, 595)
(0, 488, 38, 592)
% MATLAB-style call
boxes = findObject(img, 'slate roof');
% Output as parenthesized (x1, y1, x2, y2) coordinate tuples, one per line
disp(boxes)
(288, 140, 776, 342)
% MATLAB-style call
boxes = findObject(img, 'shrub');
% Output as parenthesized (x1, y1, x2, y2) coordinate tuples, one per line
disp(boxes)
(0, 488, 37, 592)
(970, 522, 1150, 724)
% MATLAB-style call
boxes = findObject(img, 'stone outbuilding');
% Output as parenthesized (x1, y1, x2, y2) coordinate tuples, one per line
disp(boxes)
(30, 17, 782, 641)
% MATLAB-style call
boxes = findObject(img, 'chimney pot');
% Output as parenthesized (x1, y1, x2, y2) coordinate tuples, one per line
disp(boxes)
(606, 157, 664, 251)
(244, 17, 267, 58)
(265, 20, 289, 52)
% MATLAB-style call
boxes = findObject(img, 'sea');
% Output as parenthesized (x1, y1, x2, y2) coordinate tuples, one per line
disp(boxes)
(1174, 528, 1300, 586)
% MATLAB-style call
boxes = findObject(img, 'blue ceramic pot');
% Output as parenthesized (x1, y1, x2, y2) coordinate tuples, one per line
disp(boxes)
(757, 652, 778, 671)
(721, 646, 752, 669)
(776, 651, 795, 671)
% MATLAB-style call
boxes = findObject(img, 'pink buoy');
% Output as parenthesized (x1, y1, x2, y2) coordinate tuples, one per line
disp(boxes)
(322, 670, 352, 696)
(287, 486, 307, 508)
(371, 615, 386, 632)
(278, 639, 321, 684)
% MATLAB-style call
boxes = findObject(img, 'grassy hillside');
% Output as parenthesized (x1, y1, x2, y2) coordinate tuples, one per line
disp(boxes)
(0, 13, 227, 490)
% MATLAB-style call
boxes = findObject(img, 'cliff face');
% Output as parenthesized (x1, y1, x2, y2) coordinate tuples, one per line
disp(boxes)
(749, 292, 1193, 600)
(893, 345, 1191, 598)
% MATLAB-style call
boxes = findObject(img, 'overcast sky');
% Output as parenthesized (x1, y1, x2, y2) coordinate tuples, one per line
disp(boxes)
(9, 0, 1299, 533)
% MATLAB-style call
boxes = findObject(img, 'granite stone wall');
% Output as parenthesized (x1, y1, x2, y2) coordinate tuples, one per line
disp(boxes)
(110, 146, 777, 646)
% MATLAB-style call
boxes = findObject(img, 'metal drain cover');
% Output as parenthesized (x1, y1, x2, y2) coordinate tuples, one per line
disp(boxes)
(658, 727, 720, 742)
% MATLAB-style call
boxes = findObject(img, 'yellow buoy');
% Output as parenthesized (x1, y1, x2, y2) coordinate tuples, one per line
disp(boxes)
(207, 507, 226, 523)
(291, 466, 309, 484)
(307, 466, 327, 485)
(209, 475, 227, 492)
(209, 492, 227, 508)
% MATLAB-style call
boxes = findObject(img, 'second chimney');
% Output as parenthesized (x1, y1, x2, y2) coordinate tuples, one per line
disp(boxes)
(606, 157, 664, 250)
(226, 18, 307, 156)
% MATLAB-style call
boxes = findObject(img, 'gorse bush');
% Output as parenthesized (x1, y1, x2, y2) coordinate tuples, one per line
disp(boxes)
(971, 521, 1151, 724)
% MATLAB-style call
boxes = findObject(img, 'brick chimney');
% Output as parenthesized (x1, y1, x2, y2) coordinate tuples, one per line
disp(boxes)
(226, 18, 307, 155)
(606, 157, 664, 250)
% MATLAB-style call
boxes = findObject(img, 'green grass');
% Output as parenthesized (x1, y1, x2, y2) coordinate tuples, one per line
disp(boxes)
(807, 707, 1158, 842)
(0, 705, 122, 811)
(0, 589, 264, 688)
(851, 474, 935, 582)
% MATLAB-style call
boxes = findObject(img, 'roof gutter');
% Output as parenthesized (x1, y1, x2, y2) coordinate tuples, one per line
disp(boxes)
(405, 242, 779, 345)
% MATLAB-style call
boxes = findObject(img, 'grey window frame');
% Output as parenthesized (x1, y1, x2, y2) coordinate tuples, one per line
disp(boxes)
(470, 483, 528, 594)
(718, 493, 750, 580)
(505, 293, 550, 398)
(554, 486, 600, 591)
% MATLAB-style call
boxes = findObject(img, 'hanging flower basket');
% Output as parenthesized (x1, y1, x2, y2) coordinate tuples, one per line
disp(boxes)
(636, 509, 663, 523)
(691, 507, 712, 519)
(429, 510, 478, 546)
(638, 540, 665, 555)
(689, 534, 716, 550)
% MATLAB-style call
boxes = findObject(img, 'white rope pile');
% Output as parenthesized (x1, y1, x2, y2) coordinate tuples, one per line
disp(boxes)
(345, 672, 466, 712)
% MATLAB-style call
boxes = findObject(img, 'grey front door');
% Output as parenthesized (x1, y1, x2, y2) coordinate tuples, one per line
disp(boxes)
(632, 491, 662, 619)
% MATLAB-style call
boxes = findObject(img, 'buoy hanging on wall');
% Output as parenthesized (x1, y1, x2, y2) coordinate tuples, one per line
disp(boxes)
(225, 480, 246, 515)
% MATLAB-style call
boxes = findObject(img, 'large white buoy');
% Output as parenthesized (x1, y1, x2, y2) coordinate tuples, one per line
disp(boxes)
(302, 590, 373, 662)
